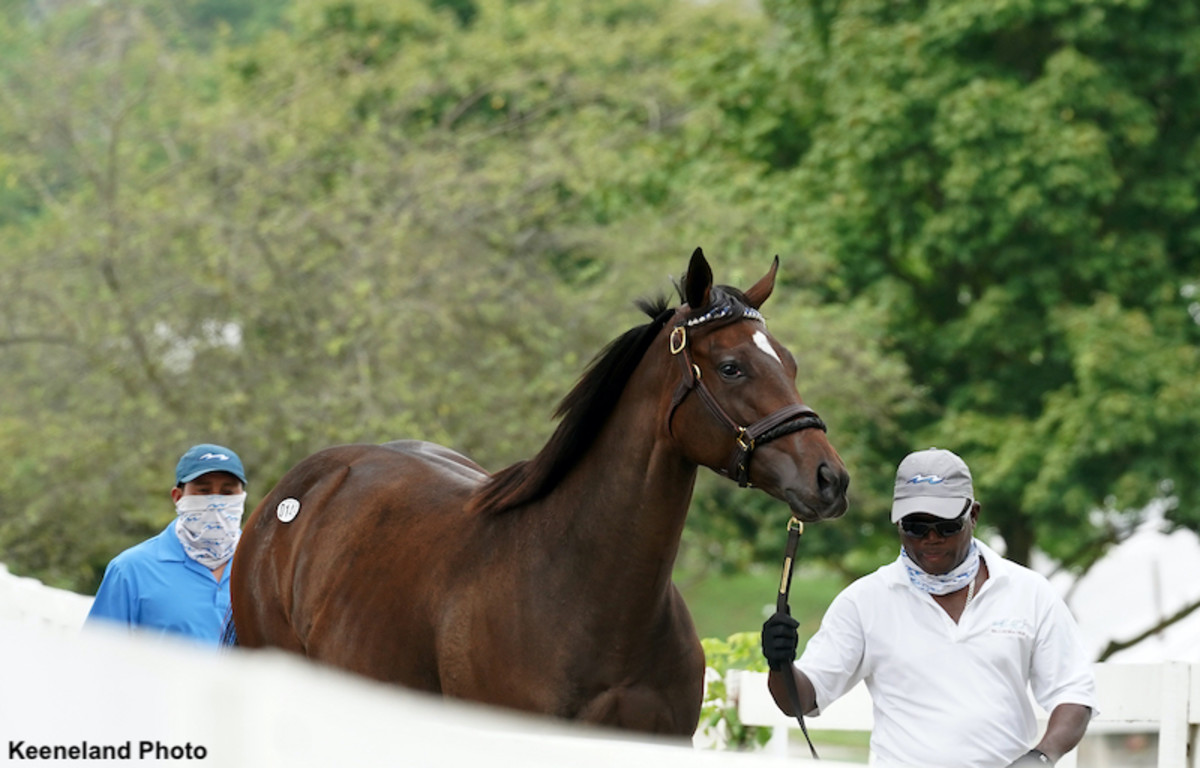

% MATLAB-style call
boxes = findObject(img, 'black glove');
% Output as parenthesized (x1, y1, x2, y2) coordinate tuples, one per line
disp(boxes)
(761, 611, 800, 671)
(1006, 749, 1053, 766)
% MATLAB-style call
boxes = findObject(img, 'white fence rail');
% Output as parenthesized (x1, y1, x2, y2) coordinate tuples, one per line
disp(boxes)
(5, 564, 1200, 767)
(6, 565, 854, 767)
(0, 619, 872, 768)
(0, 563, 93, 634)
(735, 665, 1200, 767)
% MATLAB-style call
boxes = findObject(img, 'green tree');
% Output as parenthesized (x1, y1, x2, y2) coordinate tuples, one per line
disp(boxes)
(0, 0, 909, 594)
(728, 0, 1200, 571)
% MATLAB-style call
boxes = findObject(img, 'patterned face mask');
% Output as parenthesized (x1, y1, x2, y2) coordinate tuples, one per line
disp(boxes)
(901, 538, 980, 596)
(174, 493, 246, 569)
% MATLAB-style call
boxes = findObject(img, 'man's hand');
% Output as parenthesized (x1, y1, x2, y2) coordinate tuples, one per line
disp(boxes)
(761, 611, 799, 671)
(1006, 748, 1053, 766)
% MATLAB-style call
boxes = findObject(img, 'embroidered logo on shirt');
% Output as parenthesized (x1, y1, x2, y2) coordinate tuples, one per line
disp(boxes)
(987, 618, 1034, 639)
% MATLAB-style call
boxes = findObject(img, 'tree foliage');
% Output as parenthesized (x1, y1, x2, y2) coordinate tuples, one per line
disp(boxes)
(3, 0, 1197, 621)
(705, 0, 1200, 569)
(0, 0, 909, 592)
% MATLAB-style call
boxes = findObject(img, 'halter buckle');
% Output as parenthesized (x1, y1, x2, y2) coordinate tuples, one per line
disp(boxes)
(669, 326, 687, 355)
(736, 428, 753, 452)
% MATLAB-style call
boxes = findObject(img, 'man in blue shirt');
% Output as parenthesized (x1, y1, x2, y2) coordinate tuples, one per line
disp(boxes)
(86, 443, 248, 645)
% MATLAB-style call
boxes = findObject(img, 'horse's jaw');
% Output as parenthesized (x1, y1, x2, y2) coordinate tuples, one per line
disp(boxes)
(783, 487, 850, 523)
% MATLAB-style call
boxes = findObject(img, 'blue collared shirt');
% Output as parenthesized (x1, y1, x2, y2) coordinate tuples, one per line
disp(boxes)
(86, 520, 232, 645)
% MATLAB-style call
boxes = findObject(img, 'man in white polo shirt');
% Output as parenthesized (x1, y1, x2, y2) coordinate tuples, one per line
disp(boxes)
(762, 448, 1096, 767)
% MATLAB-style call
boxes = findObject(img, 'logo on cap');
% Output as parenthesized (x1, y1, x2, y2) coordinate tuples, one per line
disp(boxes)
(200, 452, 231, 462)
(907, 474, 945, 485)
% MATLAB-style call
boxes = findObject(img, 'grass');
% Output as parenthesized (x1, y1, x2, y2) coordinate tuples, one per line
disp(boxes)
(678, 566, 847, 642)
(798, 730, 871, 763)
(682, 567, 869, 762)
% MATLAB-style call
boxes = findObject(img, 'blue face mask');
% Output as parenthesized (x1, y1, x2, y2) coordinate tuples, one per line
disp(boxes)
(174, 493, 246, 569)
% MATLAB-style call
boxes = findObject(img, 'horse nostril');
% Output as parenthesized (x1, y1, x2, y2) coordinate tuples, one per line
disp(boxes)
(817, 462, 848, 500)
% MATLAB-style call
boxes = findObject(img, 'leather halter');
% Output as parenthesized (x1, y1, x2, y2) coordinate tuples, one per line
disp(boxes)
(666, 305, 827, 487)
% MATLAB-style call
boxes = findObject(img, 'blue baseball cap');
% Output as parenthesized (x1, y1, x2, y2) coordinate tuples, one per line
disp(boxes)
(175, 443, 247, 485)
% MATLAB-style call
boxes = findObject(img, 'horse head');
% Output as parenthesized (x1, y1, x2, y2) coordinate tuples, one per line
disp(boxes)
(665, 248, 849, 522)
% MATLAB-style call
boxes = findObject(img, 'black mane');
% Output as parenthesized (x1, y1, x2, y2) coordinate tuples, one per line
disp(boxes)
(465, 297, 675, 516)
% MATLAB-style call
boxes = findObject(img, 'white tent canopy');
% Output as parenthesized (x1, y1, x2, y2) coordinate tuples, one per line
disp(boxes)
(1046, 508, 1200, 663)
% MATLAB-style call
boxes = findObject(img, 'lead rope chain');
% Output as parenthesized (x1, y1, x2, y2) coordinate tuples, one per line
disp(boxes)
(776, 517, 820, 760)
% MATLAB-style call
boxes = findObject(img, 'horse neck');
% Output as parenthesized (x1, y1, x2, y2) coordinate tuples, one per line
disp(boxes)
(534, 350, 696, 598)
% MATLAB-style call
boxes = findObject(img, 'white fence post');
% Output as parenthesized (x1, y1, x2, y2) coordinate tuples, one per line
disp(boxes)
(1160, 661, 1192, 768)
(1189, 664, 1200, 768)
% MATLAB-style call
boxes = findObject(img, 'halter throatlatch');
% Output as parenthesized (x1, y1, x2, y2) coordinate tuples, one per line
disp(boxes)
(666, 304, 828, 487)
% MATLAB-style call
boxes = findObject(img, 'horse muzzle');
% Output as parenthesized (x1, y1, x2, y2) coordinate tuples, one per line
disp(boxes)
(780, 458, 850, 522)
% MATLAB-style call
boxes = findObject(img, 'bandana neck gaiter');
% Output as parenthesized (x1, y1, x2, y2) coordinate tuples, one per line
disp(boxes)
(900, 538, 981, 596)
(174, 492, 246, 570)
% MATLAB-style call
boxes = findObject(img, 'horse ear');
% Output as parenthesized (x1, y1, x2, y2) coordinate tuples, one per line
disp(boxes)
(684, 247, 713, 308)
(743, 255, 779, 309)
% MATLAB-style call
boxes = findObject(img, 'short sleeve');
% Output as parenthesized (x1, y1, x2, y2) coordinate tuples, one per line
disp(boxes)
(797, 588, 869, 713)
(85, 558, 138, 630)
(1029, 583, 1097, 715)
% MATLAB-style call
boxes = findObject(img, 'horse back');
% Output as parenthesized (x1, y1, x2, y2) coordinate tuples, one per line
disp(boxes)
(230, 441, 488, 686)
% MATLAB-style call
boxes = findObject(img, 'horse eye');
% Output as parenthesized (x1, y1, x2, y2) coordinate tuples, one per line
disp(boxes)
(717, 361, 743, 378)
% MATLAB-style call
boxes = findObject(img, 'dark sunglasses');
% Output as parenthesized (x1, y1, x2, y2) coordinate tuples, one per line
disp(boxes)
(899, 502, 972, 538)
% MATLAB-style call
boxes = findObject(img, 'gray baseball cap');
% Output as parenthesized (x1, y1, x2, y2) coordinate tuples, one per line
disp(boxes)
(891, 448, 974, 522)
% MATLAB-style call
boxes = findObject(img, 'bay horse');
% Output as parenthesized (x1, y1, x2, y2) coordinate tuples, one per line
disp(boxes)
(229, 248, 849, 736)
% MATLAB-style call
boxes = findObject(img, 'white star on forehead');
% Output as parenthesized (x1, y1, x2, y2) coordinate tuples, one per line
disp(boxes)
(752, 330, 783, 366)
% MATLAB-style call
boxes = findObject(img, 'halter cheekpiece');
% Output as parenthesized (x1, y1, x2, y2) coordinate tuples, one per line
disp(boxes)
(667, 300, 827, 487)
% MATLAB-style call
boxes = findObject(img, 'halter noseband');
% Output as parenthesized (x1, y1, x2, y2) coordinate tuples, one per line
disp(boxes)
(666, 304, 827, 487)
